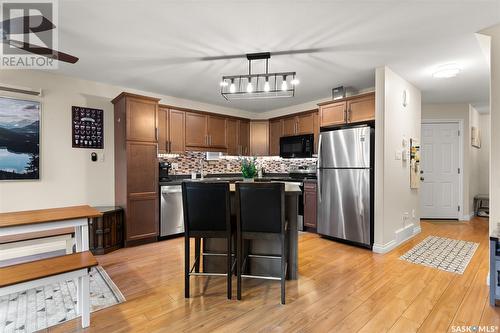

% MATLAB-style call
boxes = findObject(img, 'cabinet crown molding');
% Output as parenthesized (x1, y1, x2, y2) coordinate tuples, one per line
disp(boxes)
(112, 92, 161, 105)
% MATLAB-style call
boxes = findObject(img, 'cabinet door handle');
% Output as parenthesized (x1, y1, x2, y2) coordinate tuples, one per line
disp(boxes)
(155, 127, 159, 141)
(348, 109, 352, 122)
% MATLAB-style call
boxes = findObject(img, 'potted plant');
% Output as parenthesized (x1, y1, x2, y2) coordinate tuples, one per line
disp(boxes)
(240, 157, 257, 181)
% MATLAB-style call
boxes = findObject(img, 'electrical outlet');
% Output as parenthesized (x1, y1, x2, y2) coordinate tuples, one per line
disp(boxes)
(227, 163, 231, 170)
(412, 209, 416, 219)
(171, 163, 179, 169)
(402, 212, 409, 225)
(98, 152, 105, 162)
(395, 150, 402, 160)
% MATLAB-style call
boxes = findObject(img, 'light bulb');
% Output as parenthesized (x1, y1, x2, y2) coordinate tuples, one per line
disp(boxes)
(291, 78, 300, 85)
(281, 80, 288, 91)
(220, 80, 228, 87)
(264, 80, 270, 92)
(247, 81, 253, 93)
(229, 81, 236, 93)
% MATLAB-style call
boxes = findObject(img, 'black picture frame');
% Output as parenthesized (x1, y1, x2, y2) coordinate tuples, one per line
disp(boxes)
(72, 106, 104, 149)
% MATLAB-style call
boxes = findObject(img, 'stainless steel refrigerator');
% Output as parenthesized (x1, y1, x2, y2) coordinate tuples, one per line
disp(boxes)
(317, 126, 373, 248)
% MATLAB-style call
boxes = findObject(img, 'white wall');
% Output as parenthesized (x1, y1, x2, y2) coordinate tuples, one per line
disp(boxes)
(469, 105, 481, 215)
(480, 24, 500, 232)
(479, 114, 490, 195)
(0, 70, 251, 213)
(373, 66, 422, 253)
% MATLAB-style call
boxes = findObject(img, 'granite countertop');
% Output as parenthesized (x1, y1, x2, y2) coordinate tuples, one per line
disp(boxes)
(159, 173, 293, 186)
(159, 180, 301, 194)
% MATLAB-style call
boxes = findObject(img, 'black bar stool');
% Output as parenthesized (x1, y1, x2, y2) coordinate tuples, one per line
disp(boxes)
(182, 181, 235, 299)
(235, 182, 288, 304)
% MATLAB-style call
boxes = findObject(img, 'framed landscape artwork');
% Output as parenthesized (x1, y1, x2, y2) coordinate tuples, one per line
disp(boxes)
(0, 96, 40, 180)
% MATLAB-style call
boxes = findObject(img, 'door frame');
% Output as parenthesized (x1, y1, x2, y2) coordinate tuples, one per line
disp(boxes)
(421, 119, 464, 220)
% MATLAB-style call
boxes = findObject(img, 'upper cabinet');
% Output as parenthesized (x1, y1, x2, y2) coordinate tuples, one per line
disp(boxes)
(185, 112, 228, 151)
(319, 92, 375, 128)
(281, 112, 316, 137)
(239, 120, 250, 156)
(269, 119, 283, 156)
(250, 121, 269, 156)
(226, 118, 239, 155)
(124, 97, 158, 142)
(185, 112, 208, 148)
(158, 106, 185, 154)
(207, 115, 227, 148)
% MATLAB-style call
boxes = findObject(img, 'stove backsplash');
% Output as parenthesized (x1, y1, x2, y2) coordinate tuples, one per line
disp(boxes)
(158, 151, 317, 175)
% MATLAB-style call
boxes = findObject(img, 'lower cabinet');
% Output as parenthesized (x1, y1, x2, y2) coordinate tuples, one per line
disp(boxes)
(303, 181, 317, 230)
(126, 194, 158, 244)
(89, 206, 124, 255)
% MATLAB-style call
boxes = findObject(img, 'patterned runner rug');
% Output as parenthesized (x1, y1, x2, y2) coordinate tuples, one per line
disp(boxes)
(400, 235, 479, 274)
(0, 266, 125, 333)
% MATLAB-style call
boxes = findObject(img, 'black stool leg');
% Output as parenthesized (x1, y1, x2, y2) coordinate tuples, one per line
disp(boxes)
(195, 237, 201, 273)
(185, 235, 190, 298)
(237, 234, 242, 300)
(281, 235, 286, 305)
(227, 235, 232, 299)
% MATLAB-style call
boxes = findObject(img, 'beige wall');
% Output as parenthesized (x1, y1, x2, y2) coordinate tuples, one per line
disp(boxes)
(374, 66, 422, 253)
(0, 70, 250, 213)
(479, 114, 490, 195)
(481, 24, 500, 232)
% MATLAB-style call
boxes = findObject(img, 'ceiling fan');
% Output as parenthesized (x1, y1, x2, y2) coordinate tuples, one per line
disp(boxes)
(1, 15, 78, 63)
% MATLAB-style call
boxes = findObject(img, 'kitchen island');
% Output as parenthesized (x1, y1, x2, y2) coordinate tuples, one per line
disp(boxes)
(187, 180, 301, 280)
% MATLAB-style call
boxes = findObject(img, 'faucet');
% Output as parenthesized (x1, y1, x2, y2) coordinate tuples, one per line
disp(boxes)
(199, 159, 204, 180)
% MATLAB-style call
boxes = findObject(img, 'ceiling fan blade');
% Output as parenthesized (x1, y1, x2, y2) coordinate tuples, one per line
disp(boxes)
(6, 39, 79, 63)
(1, 15, 55, 34)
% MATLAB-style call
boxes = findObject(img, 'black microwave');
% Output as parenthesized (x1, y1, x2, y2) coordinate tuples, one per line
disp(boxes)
(280, 134, 314, 158)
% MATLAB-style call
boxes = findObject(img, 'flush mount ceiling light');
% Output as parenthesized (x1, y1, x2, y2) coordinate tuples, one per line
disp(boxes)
(432, 63, 461, 79)
(220, 52, 299, 100)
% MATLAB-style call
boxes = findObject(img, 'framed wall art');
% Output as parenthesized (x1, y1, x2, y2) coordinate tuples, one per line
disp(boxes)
(72, 106, 104, 149)
(0, 96, 40, 180)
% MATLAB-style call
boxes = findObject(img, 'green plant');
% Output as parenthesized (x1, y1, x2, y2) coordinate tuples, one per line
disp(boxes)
(240, 157, 257, 179)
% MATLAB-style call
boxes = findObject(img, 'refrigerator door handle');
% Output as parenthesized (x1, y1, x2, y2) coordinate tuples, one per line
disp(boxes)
(317, 169, 321, 203)
(317, 133, 323, 167)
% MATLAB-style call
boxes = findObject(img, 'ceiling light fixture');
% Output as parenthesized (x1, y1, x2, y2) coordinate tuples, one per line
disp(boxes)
(220, 52, 298, 100)
(432, 63, 461, 79)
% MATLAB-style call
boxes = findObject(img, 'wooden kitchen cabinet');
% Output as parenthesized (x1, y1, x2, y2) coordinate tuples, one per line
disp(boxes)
(158, 106, 185, 154)
(319, 101, 346, 127)
(250, 120, 269, 156)
(157, 106, 168, 153)
(319, 92, 375, 127)
(347, 94, 375, 123)
(239, 120, 250, 155)
(112, 92, 160, 247)
(303, 181, 317, 230)
(269, 119, 283, 156)
(297, 113, 315, 134)
(185, 112, 208, 147)
(207, 115, 227, 148)
(125, 97, 158, 142)
(168, 109, 185, 153)
(282, 116, 297, 137)
(226, 118, 239, 155)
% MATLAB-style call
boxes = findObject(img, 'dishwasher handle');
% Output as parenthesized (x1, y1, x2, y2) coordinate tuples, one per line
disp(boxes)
(161, 186, 182, 194)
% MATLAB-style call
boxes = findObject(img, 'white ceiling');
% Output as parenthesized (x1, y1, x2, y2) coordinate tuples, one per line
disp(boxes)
(53, 0, 500, 113)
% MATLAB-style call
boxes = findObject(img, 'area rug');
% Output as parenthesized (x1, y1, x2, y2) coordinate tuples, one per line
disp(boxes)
(400, 236, 479, 274)
(0, 266, 125, 333)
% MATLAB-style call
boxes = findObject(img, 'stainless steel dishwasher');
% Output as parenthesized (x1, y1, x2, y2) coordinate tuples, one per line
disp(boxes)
(160, 185, 184, 237)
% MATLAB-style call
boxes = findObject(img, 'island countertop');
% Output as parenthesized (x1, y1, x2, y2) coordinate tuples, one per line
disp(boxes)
(160, 180, 301, 194)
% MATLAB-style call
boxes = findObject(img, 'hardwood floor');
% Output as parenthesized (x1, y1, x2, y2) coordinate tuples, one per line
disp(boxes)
(49, 217, 499, 332)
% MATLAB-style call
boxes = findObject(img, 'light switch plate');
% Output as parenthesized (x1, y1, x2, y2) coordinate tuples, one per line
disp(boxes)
(395, 150, 402, 160)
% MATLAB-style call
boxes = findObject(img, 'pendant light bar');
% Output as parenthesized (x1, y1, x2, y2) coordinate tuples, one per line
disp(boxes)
(220, 52, 299, 100)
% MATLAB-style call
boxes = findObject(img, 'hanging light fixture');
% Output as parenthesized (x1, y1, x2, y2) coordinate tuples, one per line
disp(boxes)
(220, 52, 299, 100)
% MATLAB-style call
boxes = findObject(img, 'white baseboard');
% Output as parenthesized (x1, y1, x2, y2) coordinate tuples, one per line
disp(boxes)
(372, 223, 421, 254)
(459, 213, 474, 221)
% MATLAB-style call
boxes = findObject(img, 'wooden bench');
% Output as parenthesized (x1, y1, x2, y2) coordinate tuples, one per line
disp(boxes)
(0, 228, 75, 262)
(0, 251, 98, 328)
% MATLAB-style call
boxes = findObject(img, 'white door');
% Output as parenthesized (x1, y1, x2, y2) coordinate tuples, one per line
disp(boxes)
(420, 122, 460, 219)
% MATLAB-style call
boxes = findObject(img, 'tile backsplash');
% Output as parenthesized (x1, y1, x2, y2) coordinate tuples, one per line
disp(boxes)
(159, 151, 317, 175)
